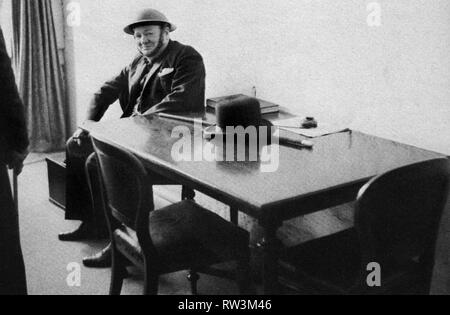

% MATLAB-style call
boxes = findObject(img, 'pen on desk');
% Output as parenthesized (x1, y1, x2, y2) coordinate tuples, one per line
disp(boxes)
(277, 137, 314, 149)
(273, 127, 314, 149)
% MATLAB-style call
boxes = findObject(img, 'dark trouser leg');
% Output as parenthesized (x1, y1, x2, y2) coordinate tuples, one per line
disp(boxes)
(0, 165, 27, 295)
(262, 222, 282, 295)
(65, 137, 94, 222)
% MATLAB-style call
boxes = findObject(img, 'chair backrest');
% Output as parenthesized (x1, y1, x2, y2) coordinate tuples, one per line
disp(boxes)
(91, 137, 155, 233)
(355, 158, 450, 272)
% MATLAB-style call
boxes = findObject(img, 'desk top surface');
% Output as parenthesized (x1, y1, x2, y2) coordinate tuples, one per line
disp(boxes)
(87, 114, 445, 218)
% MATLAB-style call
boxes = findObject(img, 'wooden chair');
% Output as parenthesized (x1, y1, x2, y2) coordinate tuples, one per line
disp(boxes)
(279, 158, 450, 295)
(91, 137, 251, 295)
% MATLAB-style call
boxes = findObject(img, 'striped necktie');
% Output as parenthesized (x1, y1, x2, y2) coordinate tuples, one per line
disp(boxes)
(133, 60, 152, 115)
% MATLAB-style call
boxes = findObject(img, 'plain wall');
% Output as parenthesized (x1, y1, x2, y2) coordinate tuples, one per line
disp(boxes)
(62, 0, 450, 154)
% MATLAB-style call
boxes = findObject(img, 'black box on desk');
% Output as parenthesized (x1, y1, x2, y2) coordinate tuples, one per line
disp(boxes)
(46, 157, 66, 210)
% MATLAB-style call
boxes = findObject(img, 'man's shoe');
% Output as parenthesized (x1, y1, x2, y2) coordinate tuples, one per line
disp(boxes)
(59, 222, 95, 242)
(83, 245, 112, 268)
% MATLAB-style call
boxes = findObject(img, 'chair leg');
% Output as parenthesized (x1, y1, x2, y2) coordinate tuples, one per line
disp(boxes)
(84, 154, 109, 238)
(230, 207, 239, 225)
(187, 270, 200, 295)
(109, 249, 126, 295)
(182, 186, 196, 200)
(144, 269, 159, 295)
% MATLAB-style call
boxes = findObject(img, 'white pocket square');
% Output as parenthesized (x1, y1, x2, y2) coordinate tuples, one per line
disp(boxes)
(159, 68, 174, 77)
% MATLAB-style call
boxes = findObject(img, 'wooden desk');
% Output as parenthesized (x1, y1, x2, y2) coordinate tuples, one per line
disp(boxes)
(87, 114, 445, 294)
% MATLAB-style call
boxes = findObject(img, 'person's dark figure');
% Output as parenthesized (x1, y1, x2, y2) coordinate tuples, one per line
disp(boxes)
(59, 137, 108, 242)
(0, 27, 29, 295)
(59, 8, 206, 269)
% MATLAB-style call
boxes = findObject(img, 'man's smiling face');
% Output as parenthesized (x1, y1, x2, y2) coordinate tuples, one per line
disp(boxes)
(133, 24, 168, 58)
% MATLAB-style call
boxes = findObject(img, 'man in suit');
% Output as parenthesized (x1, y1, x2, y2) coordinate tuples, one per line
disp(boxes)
(0, 27, 29, 295)
(59, 9, 206, 267)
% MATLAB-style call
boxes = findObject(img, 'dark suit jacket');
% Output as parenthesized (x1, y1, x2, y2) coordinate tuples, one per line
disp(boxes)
(0, 27, 28, 295)
(86, 40, 206, 121)
(0, 28, 29, 162)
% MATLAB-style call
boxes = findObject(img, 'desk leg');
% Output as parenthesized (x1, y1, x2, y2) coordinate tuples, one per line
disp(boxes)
(230, 207, 239, 225)
(261, 223, 282, 295)
(182, 186, 196, 200)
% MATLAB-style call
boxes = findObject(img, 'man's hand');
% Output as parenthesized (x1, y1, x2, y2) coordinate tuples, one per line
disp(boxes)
(72, 128, 89, 146)
(7, 150, 28, 175)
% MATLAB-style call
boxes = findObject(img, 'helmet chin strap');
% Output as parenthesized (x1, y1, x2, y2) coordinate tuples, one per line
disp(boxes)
(139, 33, 169, 60)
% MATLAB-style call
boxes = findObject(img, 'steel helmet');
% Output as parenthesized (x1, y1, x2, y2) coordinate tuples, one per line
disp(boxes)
(124, 9, 177, 35)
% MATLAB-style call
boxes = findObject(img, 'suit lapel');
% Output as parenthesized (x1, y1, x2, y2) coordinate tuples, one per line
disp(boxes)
(141, 60, 163, 92)
(129, 61, 146, 94)
(128, 60, 148, 100)
(125, 60, 163, 116)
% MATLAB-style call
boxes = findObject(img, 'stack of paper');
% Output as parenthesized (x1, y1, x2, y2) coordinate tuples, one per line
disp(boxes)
(272, 118, 351, 138)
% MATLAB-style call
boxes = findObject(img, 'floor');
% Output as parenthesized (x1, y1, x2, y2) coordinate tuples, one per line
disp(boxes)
(14, 152, 450, 295)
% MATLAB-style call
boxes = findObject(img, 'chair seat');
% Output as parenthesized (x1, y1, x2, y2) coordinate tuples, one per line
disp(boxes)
(280, 228, 422, 294)
(114, 200, 249, 274)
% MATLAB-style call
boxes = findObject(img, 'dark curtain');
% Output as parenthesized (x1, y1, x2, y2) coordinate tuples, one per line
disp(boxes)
(11, 0, 66, 152)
